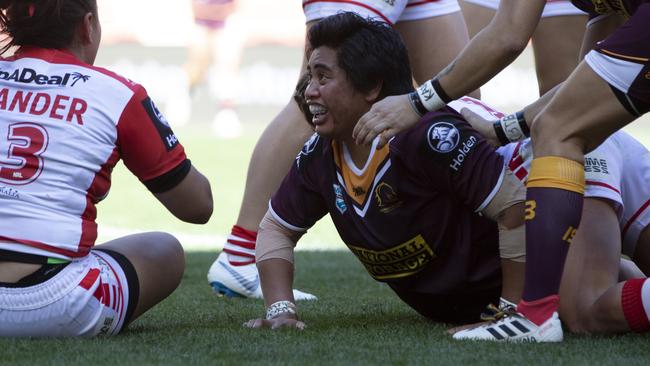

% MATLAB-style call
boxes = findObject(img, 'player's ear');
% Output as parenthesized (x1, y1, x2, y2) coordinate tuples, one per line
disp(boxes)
(364, 81, 383, 103)
(79, 12, 95, 45)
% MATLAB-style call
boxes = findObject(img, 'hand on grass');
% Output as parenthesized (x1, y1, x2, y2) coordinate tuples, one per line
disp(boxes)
(243, 313, 305, 330)
(459, 108, 500, 147)
(353, 94, 420, 148)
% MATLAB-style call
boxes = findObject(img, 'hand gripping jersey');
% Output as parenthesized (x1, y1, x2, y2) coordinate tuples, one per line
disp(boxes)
(0, 47, 188, 261)
(498, 131, 650, 258)
(270, 102, 504, 297)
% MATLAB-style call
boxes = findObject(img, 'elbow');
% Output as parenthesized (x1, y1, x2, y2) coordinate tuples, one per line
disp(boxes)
(182, 186, 214, 224)
(498, 34, 528, 59)
(187, 203, 213, 224)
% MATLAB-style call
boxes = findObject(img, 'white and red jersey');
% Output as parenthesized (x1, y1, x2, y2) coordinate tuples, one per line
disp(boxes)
(498, 133, 650, 257)
(0, 47, 187, 260)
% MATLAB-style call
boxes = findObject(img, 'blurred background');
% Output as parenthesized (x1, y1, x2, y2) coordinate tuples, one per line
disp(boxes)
(94, 0, 650, 253)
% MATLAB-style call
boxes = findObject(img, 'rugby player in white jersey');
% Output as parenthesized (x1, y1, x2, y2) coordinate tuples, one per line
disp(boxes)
(206, 0, 477, 301)
(0, 0, 213, 337)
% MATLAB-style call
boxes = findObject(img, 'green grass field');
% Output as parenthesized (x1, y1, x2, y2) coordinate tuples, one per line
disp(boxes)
(2, 120, 650, 365)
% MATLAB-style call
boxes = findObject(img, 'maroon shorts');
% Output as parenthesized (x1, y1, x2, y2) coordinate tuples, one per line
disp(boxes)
(586, 3, 650, 114)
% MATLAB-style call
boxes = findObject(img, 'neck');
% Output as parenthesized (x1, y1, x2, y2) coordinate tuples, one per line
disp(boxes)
(341, 136, 373, 170)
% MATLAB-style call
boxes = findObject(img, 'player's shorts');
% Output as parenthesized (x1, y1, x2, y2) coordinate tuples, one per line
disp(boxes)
(192, 0, 236, 29)
(462, 0, 586, 17)
(0, 249, 139, 337)
(303, 0, 461, 25)
(585, 3, 650, 116)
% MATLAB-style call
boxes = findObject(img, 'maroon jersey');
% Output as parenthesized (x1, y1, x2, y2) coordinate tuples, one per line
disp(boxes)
(571, 0, 648, 17)
(270, 107, 504, 297)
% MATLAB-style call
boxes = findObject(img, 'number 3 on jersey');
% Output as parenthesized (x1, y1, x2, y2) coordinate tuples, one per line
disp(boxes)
(0, 123, 48, 185)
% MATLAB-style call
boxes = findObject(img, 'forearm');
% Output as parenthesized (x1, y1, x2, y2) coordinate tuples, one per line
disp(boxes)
(256, 210, 303, 306)
(436, 0, 545, 99)
(257, 258, 295, 307)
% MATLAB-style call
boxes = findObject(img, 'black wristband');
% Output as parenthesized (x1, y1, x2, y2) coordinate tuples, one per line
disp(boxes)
(515, 110, 530, 137)
(431, 78, 453, 104)
(408, 91, 428, 116)
(493, 120, 510, 146)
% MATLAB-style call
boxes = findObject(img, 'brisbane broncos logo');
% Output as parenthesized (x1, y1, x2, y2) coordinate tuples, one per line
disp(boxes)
(427, 122, 460, 153)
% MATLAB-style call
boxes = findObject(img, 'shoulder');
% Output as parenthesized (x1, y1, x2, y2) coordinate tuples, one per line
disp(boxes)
(82, 64, 144, 94)
(294, 133, 331, 171)
(392, 107, 478, 157)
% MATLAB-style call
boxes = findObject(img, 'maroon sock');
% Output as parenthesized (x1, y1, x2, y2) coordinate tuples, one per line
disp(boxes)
(521, 187, 583, 304)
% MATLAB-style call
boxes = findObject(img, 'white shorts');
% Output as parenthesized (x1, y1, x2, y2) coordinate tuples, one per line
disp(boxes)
(303, 0, 461, 25)
(462, 0, 586, 17)
(0, 250, 137, 337)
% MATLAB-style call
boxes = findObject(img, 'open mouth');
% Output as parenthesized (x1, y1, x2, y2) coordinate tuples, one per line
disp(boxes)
(309, 104, 328, 125)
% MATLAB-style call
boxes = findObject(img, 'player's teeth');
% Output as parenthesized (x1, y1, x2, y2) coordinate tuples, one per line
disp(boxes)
(309, 105, 327, 115)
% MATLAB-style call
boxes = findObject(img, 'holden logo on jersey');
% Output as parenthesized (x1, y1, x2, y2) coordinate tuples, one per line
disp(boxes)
(296, 133, 320, 168)
(374, 182, 402, 213)
(333, 184, 347, 214)
(0, 68, 90, 87)
(449, 135, 477, 172)
(141, 97, 179, 151)
(427, 122, 460, 153)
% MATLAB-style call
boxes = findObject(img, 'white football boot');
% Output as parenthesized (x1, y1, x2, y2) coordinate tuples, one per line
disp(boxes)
(207, 252, 318, 301)
(453, 309, 563, 343)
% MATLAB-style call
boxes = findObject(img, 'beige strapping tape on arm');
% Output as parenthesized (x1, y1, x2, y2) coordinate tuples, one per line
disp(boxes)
(481, 168, 526, 221)
(482, 168, 526, 262)
(256, 210, 303, 264)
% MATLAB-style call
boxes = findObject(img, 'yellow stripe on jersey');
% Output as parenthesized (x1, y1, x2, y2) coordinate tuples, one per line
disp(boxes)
(332, 141, 390, 206)
(526, 156, 585, 194)
(600, 49, 650, 63)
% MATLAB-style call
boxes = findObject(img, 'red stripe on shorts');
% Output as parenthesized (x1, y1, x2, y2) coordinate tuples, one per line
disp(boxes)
(78, 268, 100, 290)
(302, 0, 392, 24)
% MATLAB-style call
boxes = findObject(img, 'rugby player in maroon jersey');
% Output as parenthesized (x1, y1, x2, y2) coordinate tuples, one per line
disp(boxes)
(243, 12, 527, 330)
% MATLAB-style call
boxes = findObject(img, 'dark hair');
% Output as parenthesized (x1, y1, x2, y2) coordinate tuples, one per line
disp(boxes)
(0, 0, 97, 55)
(294, 72, 314, 127)
(307, 12, 414, 100)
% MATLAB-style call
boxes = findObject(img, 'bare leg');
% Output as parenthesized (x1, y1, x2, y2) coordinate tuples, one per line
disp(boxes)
(458, 1, 494, 38)
(518, 62, 637, 328)
(559, 199, 629, 333)
(236, 101, 315, 230)
(96, 232, 185, 322)
(532, 62, 635, 159)
(396, 11, 479, 97)
(531, 15, 586, 95)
